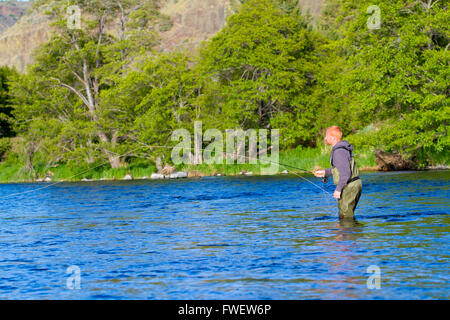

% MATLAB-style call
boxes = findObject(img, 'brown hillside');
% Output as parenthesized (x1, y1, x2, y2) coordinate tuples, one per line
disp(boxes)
(0, 0, 323, 72)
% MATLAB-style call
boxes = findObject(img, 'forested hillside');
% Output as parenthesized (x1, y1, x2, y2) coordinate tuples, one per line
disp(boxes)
(0, 0, 448, 181)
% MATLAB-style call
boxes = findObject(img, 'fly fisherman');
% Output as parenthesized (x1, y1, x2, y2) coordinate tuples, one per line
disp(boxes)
(314, 126, 363, 220)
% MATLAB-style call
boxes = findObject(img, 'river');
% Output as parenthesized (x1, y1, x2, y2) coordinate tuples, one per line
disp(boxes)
(0, 171, 448, 299)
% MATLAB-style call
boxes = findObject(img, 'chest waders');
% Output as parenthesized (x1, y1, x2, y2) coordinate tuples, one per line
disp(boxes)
(331, 155, 363, 219)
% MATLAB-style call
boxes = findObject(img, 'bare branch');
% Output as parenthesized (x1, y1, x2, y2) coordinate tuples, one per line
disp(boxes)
(50, 77, 91, 108)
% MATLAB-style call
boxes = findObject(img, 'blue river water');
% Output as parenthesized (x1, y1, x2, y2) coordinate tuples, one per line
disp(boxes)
(0, 171, 448, 299)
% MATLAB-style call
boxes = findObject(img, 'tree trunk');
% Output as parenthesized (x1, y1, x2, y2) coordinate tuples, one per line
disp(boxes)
(193, 121, 202, 165)
(155, 156, 163, 173)
(85, 140, 95, 164)
(107, 153, 123, 169)
(97, 130, 123, 168)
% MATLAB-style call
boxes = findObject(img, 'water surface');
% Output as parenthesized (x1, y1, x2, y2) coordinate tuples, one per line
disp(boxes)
(0, 171, 448, 299)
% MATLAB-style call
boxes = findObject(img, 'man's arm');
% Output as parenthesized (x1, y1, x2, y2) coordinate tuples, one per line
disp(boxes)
(324, 167, 332, 177)
(333, 149, 351, 192)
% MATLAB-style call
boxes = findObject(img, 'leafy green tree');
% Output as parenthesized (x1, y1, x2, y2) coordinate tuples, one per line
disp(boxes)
(103, 50, 201, 168)
(0, 66, 18, 139)
(12, 0, 165, 169)
(197, 0, 324, 148)
(319, 0, 449, 159)
(7, 0, 449, 176)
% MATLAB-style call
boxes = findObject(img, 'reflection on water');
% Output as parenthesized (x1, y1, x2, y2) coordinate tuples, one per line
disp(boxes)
(0, 171, 448, 299)
(334, 219, 365, 240)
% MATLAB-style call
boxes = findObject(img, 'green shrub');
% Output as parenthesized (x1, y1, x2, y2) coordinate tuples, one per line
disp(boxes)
(0, 138, 11, 161)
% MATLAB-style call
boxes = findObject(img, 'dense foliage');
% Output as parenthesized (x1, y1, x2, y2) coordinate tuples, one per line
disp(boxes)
(0, 0, 448, 178)
(323, 0, 449, 156)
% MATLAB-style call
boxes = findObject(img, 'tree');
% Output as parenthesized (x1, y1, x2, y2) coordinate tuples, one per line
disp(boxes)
(318, 0, 449, 159)
(197, 0, 323, 148)
(103, 50, 201, 169)
(0, 66, 18, 139)
(12, 0, 165, 169)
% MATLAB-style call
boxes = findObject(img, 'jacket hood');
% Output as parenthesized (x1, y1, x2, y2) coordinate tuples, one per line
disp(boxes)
(332, 140, 354, 157)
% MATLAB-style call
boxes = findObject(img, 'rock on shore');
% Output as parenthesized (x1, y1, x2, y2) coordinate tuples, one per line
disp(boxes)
(123, 174, 133, 180)
(151, 172, 188, 179)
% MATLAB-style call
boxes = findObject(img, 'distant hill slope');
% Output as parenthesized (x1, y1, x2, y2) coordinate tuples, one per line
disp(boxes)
(159, 0, 231, 52)
(0, 1, 30, 34)
(159, 0, 323, 51)
(0, 0, 323, 72)
(0, 1, 50, 72)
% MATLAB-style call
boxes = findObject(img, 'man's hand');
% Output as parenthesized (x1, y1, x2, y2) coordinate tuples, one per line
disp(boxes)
(314, 170, 325, 178)
(333, 190, 341, 199)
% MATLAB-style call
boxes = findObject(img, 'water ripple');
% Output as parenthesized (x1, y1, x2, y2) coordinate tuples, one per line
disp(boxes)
(0, 171, 448, 299)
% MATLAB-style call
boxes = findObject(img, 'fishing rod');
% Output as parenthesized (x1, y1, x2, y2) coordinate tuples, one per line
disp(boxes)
(131, 139, 331, 195)
(0, 140, 331, 199)
(131, 137, 311, 171)
(0, 145, 144, 199)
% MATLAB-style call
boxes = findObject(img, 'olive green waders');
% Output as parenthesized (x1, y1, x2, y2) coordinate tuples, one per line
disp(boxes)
(331, 158, 363, 219)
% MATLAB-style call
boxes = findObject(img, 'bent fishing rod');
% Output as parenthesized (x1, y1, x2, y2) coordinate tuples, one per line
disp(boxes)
(132, 139, 331, 195)
(0, 141, 331, 199)
(131, 138, 312, 172)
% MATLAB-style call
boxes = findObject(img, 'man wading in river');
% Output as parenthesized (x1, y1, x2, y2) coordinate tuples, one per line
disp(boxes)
(314, 126, 362, 220)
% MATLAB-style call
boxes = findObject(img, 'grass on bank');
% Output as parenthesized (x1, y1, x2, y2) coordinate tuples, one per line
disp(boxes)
(179, 146, 377, 176)
(0, 146, 378, 183)
(0, 157, 157, 183)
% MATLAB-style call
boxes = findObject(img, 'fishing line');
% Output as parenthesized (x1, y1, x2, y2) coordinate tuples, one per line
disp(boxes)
(133, 141, 335, 208)
(0, 140, 333, 199)
(131, 139, 332, 196)
(0, 146, 144, 200)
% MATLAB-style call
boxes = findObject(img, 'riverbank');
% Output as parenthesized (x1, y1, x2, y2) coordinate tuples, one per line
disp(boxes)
(0, 146, 447, 184)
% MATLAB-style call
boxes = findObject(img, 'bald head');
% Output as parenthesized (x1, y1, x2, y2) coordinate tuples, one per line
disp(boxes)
(325, 126, 342, 146)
